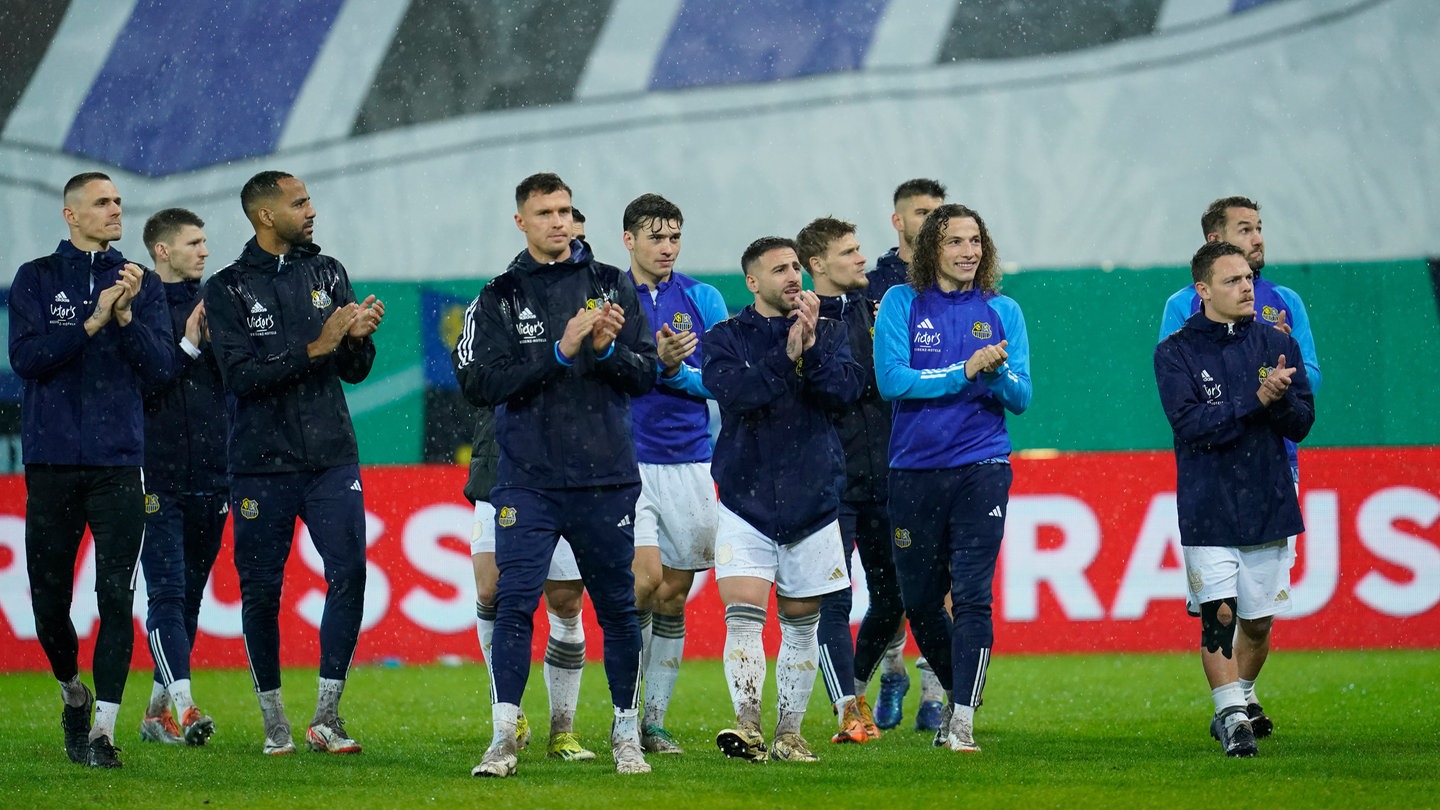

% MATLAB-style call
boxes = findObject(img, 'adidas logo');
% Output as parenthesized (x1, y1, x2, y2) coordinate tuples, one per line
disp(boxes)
(1274, 590, 1290, 602)
(617, 514, 632, 528)
(250, 300, 268, 313)
(219, 502, 230, 515)
(659, 657, 681, 669)
(518, 307, 537, 320)
(54, 291, 71, 303)
(988, 505, 1003, 518)
(1201, 369, 1214, 382)
(786, 660, 817, 672)
(917, 318, 935, 329)
(828, 567, 846, 581)
(350, 480, 362, 492)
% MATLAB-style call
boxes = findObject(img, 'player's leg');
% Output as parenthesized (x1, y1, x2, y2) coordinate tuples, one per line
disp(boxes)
(231, 471, 302, 754)
(939, 463, 1011, 753)
(771, 519, 849, 761)
(560, 484, 649, 775)
(140, 490, 187, 744)
(818, 504, 864, 743)
(713, 504, 775, 762)
(83, 466, 146, 766)
(540, 565, 593, 761)
(296, 465, 367, 754)
(852, 499, 900, 735)
(887, 469, 955, 712)
(173, 489, 225, 744)
(473, 486, 561, 777)
(1184, 544, 1256, 757)
(25, 466, 93, 763)
(632, 475, 663, 669)
(641, 460, 715, 754)
(642, 566, 695, 753)
(1234, 540, 1292, 738)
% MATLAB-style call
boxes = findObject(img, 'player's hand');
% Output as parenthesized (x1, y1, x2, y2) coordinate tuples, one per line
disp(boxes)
(560, 307, 600, 360)
(1273, 310, 1292, 336)
(964, 340, 1009, 380)
(1257, 353, 1295, 406)
(347, 295, 384, 341)
(184, 299, 206, 346)
(111, 264, 144, 326)
(86, 284, 124, 334)
(591, 301, 625, 353)
(786, 291, 820, 361)
(309, 302, 359, 358)
(656, 323, 698, 376)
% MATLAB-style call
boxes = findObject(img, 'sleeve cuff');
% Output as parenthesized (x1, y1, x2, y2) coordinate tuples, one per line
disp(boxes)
(555, 342, 574, 367)
(179, 336, 202, 359)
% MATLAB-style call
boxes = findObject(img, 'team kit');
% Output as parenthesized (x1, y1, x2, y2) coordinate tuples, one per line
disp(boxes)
(10, 169, 1315, 774)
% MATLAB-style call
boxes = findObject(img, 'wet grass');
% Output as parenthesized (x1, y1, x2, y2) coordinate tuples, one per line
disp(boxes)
(0, 649, 1435, 808)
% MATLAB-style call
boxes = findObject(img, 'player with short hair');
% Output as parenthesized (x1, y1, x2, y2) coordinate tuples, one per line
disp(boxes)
(621, 193, 728, 755)
(794, 216, 901, 744)
(1154, 240, 1314, 757)
(135, 207, 224, 748)
(10, 171, 174, 768)
(874, 203, 1032, 753)
(205, 170, 383, 756)
(457, 172, 658, 777)
(704, 236, 862, 763)
(1158, 196, 1321, 737)
(863, 178, 949, 730)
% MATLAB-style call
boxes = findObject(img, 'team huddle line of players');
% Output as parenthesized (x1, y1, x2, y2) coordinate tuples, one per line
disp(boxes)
(9, 168, 1316, 774)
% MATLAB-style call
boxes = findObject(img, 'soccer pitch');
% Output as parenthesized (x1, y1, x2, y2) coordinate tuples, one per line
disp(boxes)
(0, 650, 1434, 808)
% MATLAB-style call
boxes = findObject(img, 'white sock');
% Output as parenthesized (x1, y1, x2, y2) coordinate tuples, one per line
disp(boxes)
(612, 706, 640, 743)
(60, 677, 88, 708)
(1238, 677, 1257, 705)
(1211, 682, 1246, 716)
(882, 629, 907, 675)
(168, 678, 195, 715)
(544, 610, 585, 734)
(637, 608, 653, 672)
(147, 680, 169, 715)
(92, 701, 120, 741)
(258, 687, 290, 740)
(722, 604, 767, 727)
(491, 702, 519, 747)
(475, 600, 496, 661)
(775, 611, 819, 736)
(644, 611, 686, 728)
(314, 677, 345, 725)
(918, 656, 944, 702)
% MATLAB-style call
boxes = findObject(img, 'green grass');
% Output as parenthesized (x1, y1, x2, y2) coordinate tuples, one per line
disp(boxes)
(1, 650, 1436, 808)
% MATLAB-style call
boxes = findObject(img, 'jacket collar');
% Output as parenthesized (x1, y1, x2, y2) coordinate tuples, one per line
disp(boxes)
(509, 238, 591, 275)
(57, 240, 126, 275)
(237, 236, 321, 272)
(1184, 309, 1254, 340)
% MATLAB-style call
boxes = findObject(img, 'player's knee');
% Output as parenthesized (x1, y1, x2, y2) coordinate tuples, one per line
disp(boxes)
(1239, 614, 1273, 641)
(1199, 597, 1238, 658)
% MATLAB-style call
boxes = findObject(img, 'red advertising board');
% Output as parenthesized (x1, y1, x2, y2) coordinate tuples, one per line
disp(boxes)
(0, 448, 1435, 671)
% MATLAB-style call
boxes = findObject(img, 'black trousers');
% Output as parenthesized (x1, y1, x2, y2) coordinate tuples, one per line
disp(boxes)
(25, 465, 145, 704)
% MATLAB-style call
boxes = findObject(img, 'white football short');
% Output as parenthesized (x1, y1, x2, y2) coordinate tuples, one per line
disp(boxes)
(713, 502, 848, 599)
(636, 462, 717, 570)
(1183, 539, 1293, 620)
(470, 500, 580, 581)
(1184, 479, 1301, 614)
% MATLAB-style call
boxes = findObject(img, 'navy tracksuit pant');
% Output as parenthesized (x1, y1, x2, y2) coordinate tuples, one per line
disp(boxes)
(231, 465, 366, 693)
(889, 463, 1012, 709)
(141, 489, 227, 687)
(24, 465, 145, 704)
(489, 483, 642, 711)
